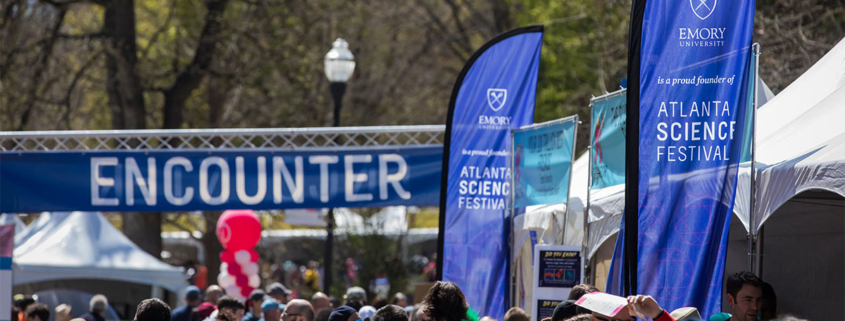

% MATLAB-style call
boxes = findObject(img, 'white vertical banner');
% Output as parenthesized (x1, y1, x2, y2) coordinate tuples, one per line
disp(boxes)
(531, 244, 583, 321)
(0, 224, 14, 321)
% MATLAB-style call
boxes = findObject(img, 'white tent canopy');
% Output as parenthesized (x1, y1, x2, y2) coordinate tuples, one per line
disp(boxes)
(13, 212, 187, 293)
(733, 37, 845, 233)
(0, 213, 25, 236)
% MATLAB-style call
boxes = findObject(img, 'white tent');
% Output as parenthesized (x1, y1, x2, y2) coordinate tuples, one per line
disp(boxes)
(13, 211, 187, 293)
(0, 213, 25, 236)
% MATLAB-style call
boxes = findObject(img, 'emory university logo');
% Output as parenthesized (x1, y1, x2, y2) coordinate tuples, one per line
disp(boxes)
(487, 88, 507, 112)
(690, 0, 717, 20)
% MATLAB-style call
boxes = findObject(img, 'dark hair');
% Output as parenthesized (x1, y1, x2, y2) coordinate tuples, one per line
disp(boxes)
(567, 285, 598, 301)
(216, 311, 238, 321)
(374, 305, 408, 321)
(390, 293, 407, 306)
(315, 308, 333, 321)
(25, 303, 49, 321)
(344, 299, 364, 312)
(410, 304, 426, 321)
(136, 298, 172, 321)
(726, 271, 764, 299)
(504, 307, 529, 321)
(217, 296, 246, 311)
(372, 296, 389, 310)
(563, 315, 591, 321)
(421, 281, 468, 321)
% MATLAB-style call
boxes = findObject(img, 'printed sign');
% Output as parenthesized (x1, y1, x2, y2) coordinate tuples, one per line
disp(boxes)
(535, 299, 562, 321)
(513, 117, 577, 208)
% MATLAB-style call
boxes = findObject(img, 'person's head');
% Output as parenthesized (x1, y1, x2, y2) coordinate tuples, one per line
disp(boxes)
(311, 293, 331, 312)
(389, 294, 407, 308)
(371, 297, 388, 311)
(186, 286, 203, 307)
(206, 286, 224, 304)
(250, 290, 268, 316)
(216, 311, 238, 321)
(343, 299, 364, 313)
(262, 299, 283, 321)
(552, 301, 578, 321)
(198, 302, 216, 321)
(503, 308, 529, 321)
(217, 295, 246, 320)
(374, 305, 408, 321)
(314, 308, 333, 321)
(283, 299, 315, 321)
(135, 298, 172, 321)
(421, 281, 468, 321)
(267, 283, 292, 304)
(563, 315, 590, 321)
(359, 306, 377, 321)
(726, 271, 764, 321)
(479, 317, 496, 321)
(760, 282, 777, 321)
(55, 304, 72, 321)
(567, 285, 598, 301)
(411, 305, 429, 321)
(25, 304, 49, 321)
(90, 294, 109, 316)
(328, 306, 359, 321)
(346, 287, 367, 303)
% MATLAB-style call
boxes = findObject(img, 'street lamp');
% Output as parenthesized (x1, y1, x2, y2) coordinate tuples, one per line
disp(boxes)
(322, 38, 355, 294)
(324, 38, 356, 127)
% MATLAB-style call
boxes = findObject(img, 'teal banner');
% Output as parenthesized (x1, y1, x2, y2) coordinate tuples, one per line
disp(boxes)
(590, 92, 626, 190)
(512, 117, 577, 208)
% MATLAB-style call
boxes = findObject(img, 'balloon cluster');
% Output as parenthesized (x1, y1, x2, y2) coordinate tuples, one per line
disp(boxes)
(216, 209, 262, 301)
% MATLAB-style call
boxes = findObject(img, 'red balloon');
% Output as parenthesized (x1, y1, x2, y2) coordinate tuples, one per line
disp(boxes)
(235, 274, 250, 287)
(217, 210, 262, 249)
(240, 286, 253, 299)
(220, 250, 235, 263)
(228, 261, 242, 275)
(250, 250, 259, 263)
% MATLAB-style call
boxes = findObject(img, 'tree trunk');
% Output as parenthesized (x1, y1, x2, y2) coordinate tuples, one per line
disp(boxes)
(123, 213, 163, 258)
(202, 211, 224, 288)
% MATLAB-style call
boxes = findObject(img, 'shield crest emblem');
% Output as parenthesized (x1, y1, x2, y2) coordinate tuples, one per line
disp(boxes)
(487, 88, 507, 112)
(690, 0, 717, 20)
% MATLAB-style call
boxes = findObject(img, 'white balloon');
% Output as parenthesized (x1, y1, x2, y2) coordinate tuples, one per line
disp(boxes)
(243, 263, 259, 276)
(235, 250, 252, 265)
(220, 262, 229, 272)
(218, 274, 236, 288)
(226, 285, 241, 297)
(249, 274, 260, 288)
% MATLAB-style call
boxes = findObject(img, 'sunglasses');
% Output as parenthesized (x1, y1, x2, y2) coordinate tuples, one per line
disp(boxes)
(282, 312, 301, 318)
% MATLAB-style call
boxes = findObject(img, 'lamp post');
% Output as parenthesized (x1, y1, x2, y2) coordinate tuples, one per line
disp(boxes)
(323, 38, 355, 294)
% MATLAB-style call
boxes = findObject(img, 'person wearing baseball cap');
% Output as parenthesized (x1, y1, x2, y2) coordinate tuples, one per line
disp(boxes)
(172, 286, 203, 321)
(260, 299, 283, 321)
(243, 290, 267, 321)
(267, 283, 292, 304)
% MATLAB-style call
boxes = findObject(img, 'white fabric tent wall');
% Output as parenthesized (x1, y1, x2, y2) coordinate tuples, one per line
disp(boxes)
(13, 212, 187, 293)
(0, 213, 25, 236)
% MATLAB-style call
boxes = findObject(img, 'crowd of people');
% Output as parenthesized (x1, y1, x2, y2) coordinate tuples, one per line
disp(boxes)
(11, 270, 808, 321)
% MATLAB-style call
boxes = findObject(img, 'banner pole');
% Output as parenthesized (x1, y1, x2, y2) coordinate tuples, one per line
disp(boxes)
(510, 128, 517, 308)
(750, 42, 762, 276)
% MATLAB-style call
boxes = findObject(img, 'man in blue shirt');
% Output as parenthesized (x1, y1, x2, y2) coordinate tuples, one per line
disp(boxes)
(171, 286, 202, 321)
(260, 299, 283, 321)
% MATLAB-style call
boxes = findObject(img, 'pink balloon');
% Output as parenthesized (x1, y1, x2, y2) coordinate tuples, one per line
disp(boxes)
(217, 210, 262, 250)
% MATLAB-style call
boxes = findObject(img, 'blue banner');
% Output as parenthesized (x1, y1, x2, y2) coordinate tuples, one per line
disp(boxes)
(590, 92, 626, 190)
(513, 117, 577, 208)
(633, 0, 755, 317)
(0, 147, 442, 212)
(439, 26, 543, 319)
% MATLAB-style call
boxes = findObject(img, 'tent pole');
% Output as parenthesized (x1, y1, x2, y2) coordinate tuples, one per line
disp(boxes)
(748, 43, 761, 274)
(585, 145, 592, 284)
(754, 226, 764, 277)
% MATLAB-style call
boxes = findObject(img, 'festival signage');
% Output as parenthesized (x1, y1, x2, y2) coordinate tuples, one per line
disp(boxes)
(622, 0, 756, 315)
(512, 117, 578, 208)
(531, 244, 582, 321)
(439, 26, 543, 318)
(589, 91, 626, 190)
(0, 224, 13, 321)
(0, 146, 442, 212)
(534, 299, 562, 321)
